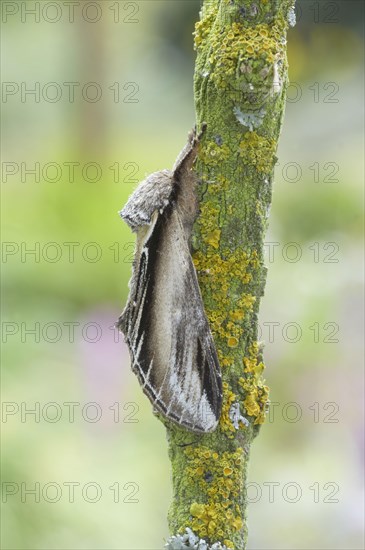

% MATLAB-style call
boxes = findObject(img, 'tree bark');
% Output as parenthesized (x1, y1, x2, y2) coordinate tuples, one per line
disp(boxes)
(166, 1, 295, 549)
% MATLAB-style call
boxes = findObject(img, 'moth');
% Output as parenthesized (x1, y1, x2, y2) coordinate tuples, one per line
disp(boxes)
(117, 126, 222, 433)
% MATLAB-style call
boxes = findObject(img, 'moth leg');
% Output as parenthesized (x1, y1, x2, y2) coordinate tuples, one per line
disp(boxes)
(120, 169, 174, 232)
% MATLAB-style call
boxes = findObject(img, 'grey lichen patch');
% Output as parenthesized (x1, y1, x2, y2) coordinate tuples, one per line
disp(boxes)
(229, 402, 250, 430)
(287, 6, 296, 27)
(272, 62, 283, 94)
(165, 528, 229, 550)
(233, 106, 265, 131)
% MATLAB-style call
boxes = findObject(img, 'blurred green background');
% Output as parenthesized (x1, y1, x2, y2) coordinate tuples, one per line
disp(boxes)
(1, 1, 364, 549)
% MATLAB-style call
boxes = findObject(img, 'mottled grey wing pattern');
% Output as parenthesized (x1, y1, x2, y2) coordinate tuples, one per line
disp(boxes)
(118, 206, 222, 433)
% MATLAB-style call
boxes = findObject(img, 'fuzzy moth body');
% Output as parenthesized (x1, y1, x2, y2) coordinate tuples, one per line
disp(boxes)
(117, 126, 222, 433)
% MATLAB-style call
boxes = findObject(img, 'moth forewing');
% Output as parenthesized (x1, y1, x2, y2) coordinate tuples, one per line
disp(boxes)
(117, 211, 159, 336)
(117, 127, 222, 433)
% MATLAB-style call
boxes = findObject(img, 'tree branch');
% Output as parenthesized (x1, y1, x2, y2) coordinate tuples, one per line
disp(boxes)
(166, 1, 295, 548)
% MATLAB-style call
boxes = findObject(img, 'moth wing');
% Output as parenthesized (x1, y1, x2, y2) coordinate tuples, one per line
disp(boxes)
(119, 208, 222, 433)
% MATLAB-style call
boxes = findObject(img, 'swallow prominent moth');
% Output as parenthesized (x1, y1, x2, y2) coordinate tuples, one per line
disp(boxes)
(117, 126, 222, 433)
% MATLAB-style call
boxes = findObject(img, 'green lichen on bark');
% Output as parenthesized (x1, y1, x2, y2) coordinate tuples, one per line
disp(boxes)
(165, 1, 294, 549)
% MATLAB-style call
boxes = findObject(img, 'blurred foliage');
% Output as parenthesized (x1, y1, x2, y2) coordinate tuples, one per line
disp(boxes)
(1, 1, 364, 549)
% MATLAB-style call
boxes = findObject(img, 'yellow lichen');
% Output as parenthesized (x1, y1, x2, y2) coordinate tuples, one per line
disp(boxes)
(239, 131, 276, 173)
(219, 382, 237, 437)
(184, 446, 245, 540)
(194, 236, 258, 357)
(227, 337, 239, 348)
(231, 310, 245, 321)
(206, 229, 221, 249)
(190, 502, 205, 518)
(193, 1, 217, 49)
(239, 343, 270, 425)
(206, 21, 286, 96)
(199, 141, 231, 166)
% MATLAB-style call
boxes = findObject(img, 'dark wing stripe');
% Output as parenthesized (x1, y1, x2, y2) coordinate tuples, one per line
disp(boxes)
(120, 205, 222, 433)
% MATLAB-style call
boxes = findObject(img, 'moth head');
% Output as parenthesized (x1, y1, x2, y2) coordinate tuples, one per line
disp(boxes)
(119, 169, 174, 232)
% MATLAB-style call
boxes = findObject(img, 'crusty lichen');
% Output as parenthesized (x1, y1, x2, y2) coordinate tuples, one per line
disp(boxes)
(238, 131, 276, 174)
(239, 342, 270, 425)
(166, 527, 231, 550)
(207, 21, 286, 93)
(185, 446, 245, 544)
(220, 383, 239, 438)
(199, 141, 231, 166)
(193, 244, 258, 352)
(194, 0, 218, 50)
